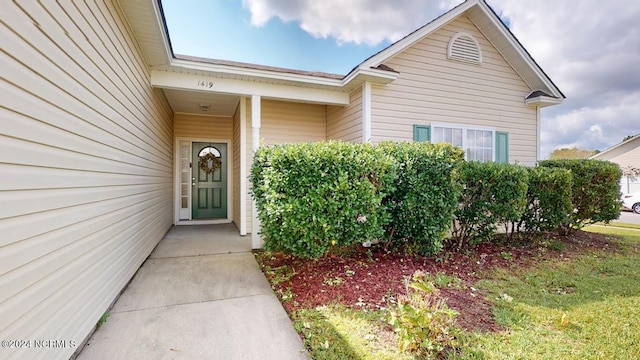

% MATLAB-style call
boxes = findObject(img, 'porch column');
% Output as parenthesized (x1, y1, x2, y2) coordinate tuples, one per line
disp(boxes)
(239, 97, 247, 235)
(251, 95, 262, 249)
(362, 81, 372, 143)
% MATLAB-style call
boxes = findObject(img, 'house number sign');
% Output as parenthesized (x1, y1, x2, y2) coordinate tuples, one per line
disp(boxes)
(197, 80, 214, 88)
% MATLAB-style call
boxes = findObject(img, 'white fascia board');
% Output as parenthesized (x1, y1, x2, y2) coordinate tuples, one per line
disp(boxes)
(475, 1, 564, 99)
(358, 0, 478, 69)
(151, 70, 349, 105)
(170, 59, 344, 88)
(151, 0, 174, 65)
(525, 95, 563, 107)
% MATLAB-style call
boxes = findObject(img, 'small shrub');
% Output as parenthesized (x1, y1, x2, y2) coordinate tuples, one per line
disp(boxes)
(250, 141, 396, 258)
(518, 166, 573, 233)
(451, 162, 529, 247)
(380, 141, 464, 256)
(389, 271, 460, 358)
(539, 159, 621, 234)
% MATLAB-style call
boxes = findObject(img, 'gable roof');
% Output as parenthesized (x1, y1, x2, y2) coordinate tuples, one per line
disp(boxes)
(350, 0, 564, 100)
(118, 0, 563, 101)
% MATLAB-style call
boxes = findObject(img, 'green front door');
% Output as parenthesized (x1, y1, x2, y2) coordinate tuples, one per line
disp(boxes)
(192, 142, 227, 219)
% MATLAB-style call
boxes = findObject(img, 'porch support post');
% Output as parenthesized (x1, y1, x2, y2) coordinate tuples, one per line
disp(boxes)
(239, 97, 247, 235)
(362, 81, 372, 143)
(251, 95, 262, 249)
(536, 106, 541, 162)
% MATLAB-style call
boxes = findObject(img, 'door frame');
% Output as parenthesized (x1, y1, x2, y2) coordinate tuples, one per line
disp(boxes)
(174, 137, 233, 225)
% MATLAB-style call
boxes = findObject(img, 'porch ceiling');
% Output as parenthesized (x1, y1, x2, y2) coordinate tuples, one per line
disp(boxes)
(163, 88, 240, 117)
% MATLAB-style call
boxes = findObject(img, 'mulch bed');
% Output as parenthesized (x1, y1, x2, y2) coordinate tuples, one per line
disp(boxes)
(256, 230, 615, 333)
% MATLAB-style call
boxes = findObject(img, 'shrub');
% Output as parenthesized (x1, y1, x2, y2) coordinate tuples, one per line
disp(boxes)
(517, 166, 573, 233)
(250, 141, 396, 258)
(389, 271, 460, 358)
(451, 161, 529, 247)
(539, 159, 621, 234)
(380, 142, 464, 255)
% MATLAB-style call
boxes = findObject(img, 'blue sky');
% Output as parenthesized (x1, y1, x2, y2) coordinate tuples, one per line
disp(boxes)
(162, 0, 391, 74)
(161, 0, 640, 158)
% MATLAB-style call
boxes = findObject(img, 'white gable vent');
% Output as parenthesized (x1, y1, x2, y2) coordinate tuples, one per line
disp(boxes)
(448, 32, 482, 64)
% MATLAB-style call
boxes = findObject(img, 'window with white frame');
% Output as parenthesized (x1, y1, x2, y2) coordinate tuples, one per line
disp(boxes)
(432, 125, 494, 162)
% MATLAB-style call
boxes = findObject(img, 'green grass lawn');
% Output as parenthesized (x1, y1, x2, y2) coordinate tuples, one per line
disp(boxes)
(594, 221, 640, 230)
(283, 227, 640, 359)
(455, 226, 640, 359)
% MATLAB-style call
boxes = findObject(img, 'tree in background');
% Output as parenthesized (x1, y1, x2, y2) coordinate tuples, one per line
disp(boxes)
(622, 134, 638, 142)
(549, 147, 599, 160)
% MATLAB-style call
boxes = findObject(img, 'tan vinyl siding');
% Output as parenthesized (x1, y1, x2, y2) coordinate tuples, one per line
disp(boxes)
(0, 2, 173, 360)
(595, 140, 640, 168)
(371, 15, 538, 164)
(174, 113, 233, 139)
(327, 88, 363, 142)
(260, 100, 326, 146)
(244, 99, 326, 232)
(611, 145, 640, 167)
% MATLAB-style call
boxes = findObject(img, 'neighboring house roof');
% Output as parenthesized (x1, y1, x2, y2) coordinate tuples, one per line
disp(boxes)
(118, 0, 563, 103)
(591, 134, 640, 161)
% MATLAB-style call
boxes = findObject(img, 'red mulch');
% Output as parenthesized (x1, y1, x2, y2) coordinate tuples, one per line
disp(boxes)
(256, 230, 615, 333)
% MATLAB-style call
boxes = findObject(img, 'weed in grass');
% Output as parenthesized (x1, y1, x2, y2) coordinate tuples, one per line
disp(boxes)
(96, 312, 110, 329)
(492, 305, 528, 329)
(345, 268, 356, 277)
(389, 271, 461, 358)
(323, 276, 344, 287)
(279, 287, 294, 302)
(544, 238, 566, 252)
(500, 251, 513, 260)
(428, 272, 463, 289)
(264, 264, 295, 286)
(435, 250, 455, 263)
(365, 248, 374, 263)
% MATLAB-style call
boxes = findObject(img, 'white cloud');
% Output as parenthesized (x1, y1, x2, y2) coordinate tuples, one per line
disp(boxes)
(540, 90, 640, 157)
(241, 0, 454, 45)
(242, 0, 640, 155)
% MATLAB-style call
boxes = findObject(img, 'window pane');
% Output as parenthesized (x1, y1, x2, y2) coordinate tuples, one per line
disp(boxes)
(484, 149, 492, 162)
(467, 130, 476, 150)
(432, 127, 442, 143)
(465, 129, 493, 162)
(444, 128, 452, 143)
(467, 148, 476, 161)
(433, 126, 464, 149)
(453, 129, 463, 147)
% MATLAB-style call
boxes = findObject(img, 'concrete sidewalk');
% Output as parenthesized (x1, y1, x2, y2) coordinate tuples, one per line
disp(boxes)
(77, 224, 308, 360)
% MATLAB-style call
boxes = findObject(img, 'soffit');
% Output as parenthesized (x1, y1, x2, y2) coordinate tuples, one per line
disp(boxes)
(163, 88, 240, 117)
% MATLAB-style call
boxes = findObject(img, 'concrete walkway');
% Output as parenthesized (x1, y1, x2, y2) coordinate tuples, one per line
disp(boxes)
(77, 224, 308, 360)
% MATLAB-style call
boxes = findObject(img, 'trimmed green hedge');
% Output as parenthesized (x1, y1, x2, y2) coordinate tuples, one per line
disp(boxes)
(380, 142, 464, 255)
(539, 159, 621, 233)
(250, 141, 395, 258)
(517, 167, 573, 233)
(251, 142, 622, 258)
(451, 161, 529, 247)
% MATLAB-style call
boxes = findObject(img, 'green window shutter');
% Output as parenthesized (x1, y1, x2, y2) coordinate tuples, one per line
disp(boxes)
(495, 131, 509, 163)
(413, 125, 431, 142)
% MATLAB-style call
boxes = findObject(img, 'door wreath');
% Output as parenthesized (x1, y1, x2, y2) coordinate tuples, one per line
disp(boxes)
(199, 152, 222, 174)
